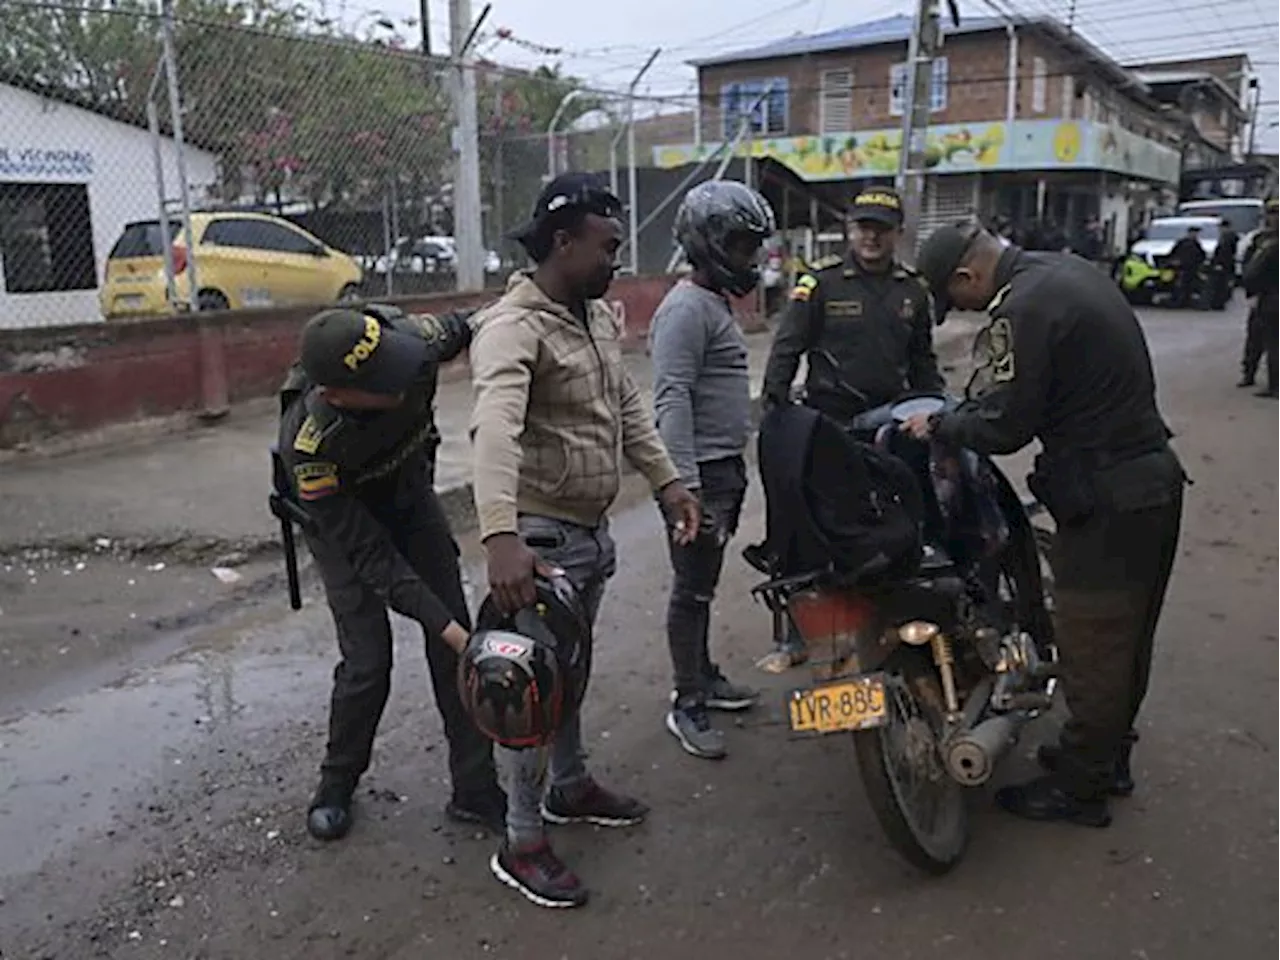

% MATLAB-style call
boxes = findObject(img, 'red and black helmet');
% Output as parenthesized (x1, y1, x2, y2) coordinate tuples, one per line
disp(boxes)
(460, 574, 592, 749)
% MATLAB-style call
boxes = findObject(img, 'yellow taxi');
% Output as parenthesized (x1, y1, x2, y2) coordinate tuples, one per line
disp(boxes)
(100, 211, 363, 318)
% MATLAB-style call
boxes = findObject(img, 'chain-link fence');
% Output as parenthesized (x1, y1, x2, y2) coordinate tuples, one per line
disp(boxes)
(0, 2, 724, 330)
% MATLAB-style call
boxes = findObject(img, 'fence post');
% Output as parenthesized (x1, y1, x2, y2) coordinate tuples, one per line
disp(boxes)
(159, 0, 202, 310)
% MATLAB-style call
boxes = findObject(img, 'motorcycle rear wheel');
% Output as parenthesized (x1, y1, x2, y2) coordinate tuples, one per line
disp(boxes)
(853, 651, 967, 874)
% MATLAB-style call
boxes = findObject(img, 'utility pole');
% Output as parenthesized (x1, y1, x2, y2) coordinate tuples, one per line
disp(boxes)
(896, 0, 946, 261)
(419, 0, 431, 54)
(625, 48, 661, 276)
(449, 0, 485, 291)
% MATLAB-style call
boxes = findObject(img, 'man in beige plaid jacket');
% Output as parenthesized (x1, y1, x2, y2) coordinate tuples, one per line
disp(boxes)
(469, 173, 700, 909)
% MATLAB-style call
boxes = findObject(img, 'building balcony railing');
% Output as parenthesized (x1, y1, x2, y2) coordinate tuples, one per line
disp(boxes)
(653, 118, 1182, 185)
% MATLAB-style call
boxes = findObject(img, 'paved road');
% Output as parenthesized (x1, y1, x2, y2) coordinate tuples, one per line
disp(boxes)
(0, 303, 1275, 960)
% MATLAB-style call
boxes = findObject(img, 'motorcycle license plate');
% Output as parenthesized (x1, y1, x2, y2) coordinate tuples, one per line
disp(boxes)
(786, 674, 888, 736)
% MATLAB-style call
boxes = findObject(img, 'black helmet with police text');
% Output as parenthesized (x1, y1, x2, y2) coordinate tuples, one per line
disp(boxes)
(460, 574, 592, 748)
(673, 180, 777, 296)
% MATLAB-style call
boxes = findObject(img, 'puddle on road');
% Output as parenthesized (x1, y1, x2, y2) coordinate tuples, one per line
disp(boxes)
(0, 556, 490, 884)
(0, 610, 330, 881)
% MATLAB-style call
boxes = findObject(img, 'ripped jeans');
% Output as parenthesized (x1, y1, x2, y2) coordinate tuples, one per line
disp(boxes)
(663, 457, 747, 703)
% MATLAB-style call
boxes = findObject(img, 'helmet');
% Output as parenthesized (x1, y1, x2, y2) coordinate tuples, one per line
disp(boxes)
(673, 180, 777, 296)
(461, 574, 592, 748)
(458, 628, 566, 748)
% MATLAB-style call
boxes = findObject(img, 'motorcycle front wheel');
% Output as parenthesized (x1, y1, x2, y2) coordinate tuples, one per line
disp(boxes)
(853, 651, 967, 874)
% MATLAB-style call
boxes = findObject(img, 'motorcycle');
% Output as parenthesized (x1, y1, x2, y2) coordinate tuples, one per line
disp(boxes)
(745, 380, 1057, 874)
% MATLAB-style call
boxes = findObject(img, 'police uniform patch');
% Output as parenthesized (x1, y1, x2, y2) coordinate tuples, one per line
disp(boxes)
(827, 299, 863, 317)
(989, 316, 1015, 383)
(412, 312, 447, 343)
(294, 460, 340, 501)
(900, 298, 914, 320)
(790, 274, 819, 302)
(293, 414, 324, 454)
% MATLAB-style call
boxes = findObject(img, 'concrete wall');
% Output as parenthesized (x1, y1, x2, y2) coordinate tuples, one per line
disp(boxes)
(0, 83, 221, 330)
(0, 274, 763, 448)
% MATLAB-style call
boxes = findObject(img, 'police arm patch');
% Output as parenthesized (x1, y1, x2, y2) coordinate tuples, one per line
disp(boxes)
(790, 273, 819, 302)
(294, 460, 340, 501)
(989, 316, 1015, 383)
(293, 414, 324, 455)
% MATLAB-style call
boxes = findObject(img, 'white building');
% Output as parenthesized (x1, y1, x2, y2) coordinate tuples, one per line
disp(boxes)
(0, 76, 220, 329)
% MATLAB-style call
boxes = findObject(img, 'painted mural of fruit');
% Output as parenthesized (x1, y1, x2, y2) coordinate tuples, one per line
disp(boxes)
(923, 143, 946, 168)
(1053, 122, 1082, 163)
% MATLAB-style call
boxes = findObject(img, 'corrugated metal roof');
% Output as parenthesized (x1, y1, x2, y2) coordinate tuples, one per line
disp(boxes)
(689, 13, 1009, 67)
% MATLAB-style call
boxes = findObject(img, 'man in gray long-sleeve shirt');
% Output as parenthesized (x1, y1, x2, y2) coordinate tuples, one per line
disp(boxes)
(650, 181, 776, 759)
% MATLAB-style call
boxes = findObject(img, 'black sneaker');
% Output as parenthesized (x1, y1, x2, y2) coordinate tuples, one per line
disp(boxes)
(704, 669, 759, 712)
(445, 787, 508, 835)
(666, 700, 727, 760)
(307, 774, 357, 841)
(542, 779, 649, 827)
(490, 840, 588, 908)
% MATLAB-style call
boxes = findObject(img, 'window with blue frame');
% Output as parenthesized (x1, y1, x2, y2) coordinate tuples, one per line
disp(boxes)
(720, 78, 789, 138)
(889, 58, 949, 116)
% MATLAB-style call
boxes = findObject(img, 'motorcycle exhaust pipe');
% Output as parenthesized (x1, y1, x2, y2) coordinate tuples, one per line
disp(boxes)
(945, 713, 1025, 786)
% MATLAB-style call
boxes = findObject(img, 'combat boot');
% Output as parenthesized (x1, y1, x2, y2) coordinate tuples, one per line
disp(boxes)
(1037, 734, 1136, 798)
(307, 773, 357, 841)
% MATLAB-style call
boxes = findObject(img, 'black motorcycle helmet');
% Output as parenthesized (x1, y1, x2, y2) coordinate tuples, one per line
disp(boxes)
(460, 574, 593, 748)
(673, 180, 777, 297)
(458, 628, 566, 749)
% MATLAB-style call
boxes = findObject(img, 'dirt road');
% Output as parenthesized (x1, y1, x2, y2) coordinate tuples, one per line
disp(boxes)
(1, 303, 1275, 960)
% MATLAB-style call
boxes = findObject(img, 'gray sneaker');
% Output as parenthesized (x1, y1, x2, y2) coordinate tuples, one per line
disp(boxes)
(704, 670, 759, 712)
(665, 701, 727, 760)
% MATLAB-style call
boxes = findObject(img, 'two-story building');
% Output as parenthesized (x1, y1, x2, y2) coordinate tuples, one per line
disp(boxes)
(1128, 54, 1253, 170)
(653, 13, 1190, 256)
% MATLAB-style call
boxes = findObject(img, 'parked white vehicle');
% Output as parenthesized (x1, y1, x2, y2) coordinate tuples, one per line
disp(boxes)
(1176, 198, 1265, 269)
(1129, 216, 1220, 266)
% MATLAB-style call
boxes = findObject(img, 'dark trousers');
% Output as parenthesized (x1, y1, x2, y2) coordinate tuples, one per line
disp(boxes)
(306, 479, 496, 799)
(1265, 318, 1279, 393)
(1051, 488, 1184, 800)
(1242, 304, 1264, 381)
(1173, 267, 1201, 308)
(664, 457, 748, 701)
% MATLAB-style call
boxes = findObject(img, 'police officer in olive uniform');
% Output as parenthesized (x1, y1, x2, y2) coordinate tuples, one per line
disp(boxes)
(1239, 199, 1279, 395)
(762, 187, 945, 421)
(905, 221, 1187, 829)
(758, 187, 943, 670)
(277, 304, 504, 841)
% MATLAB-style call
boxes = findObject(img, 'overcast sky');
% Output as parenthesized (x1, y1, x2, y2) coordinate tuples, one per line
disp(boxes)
(345, 0, 1278, 151)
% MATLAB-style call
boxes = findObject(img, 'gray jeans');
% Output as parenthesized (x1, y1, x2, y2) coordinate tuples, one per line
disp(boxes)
(498, 514, 616, 845)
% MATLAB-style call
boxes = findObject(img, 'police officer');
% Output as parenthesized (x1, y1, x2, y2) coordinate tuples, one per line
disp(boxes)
(762, 186, 944, 422)
(1238, 198, 1278, 393)
(1209, 217, 1239, 310)
(277, 304, 505, 841)
(1241, 200, 1279, 398)
(904, 221, 1187, 829)
(759, 186, 943, 670)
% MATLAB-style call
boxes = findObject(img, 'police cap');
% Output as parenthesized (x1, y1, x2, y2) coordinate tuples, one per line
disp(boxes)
(299, 307, 426, 395)
(850, 187, 904, 226)
(916, 220, 984, 319)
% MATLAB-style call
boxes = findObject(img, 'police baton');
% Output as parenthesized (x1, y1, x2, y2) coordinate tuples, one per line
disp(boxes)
(269, 446, 311, 611)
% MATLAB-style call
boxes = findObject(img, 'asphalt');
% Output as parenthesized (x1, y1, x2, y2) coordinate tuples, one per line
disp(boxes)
(0, 301, 1275, 960)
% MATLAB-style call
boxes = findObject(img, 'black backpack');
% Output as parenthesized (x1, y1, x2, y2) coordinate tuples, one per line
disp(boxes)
(751, 403, 924, 582)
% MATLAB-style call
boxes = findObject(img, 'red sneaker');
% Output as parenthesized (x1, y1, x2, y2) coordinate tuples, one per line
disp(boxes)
(490, 839, 588, 908)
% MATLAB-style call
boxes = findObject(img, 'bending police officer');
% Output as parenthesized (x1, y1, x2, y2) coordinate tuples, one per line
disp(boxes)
(905, 222, 1187, 829)
(277, 305, 505, 841)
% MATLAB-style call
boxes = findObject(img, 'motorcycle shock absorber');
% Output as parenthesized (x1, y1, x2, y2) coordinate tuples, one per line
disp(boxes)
(930, 632, 961, 719)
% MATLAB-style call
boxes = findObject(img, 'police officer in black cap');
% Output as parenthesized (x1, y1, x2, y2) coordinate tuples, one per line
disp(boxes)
(277, 304, 505, 841)
(763, 186, 944, 421)
(758, 186, 943, 670)
(903, 221, 1187, 829)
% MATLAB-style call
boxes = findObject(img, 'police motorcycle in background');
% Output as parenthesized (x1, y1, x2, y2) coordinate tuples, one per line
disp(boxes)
(744, 358, 1057, 874)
